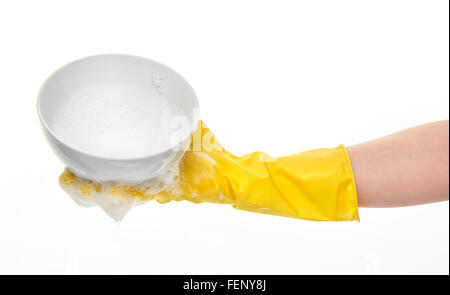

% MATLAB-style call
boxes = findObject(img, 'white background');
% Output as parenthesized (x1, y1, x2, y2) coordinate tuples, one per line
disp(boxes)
(0, 0, 448, 274)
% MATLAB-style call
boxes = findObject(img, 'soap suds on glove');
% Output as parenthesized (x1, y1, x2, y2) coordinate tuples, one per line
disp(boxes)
(58, 152, 220, 222)
(59, 164, 182, 222)
(59, 152, 227, 222)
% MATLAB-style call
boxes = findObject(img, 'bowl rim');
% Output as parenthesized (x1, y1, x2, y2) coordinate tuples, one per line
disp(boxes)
(36, 53, 199, 162)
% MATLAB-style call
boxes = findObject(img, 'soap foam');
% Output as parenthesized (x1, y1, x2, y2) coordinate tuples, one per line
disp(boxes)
(51, 84, 176, 159)
(58, 150, 225, 221)
(59, 161, 183, 222)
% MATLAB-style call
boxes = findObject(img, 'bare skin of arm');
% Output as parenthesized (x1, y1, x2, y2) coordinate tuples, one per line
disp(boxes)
(347, 120, 449, 207)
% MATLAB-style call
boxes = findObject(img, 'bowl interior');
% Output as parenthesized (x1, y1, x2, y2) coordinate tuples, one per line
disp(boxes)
(38, 54, 198, 160)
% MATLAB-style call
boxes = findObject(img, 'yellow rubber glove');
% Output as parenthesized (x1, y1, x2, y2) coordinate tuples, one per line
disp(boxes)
(60, 121, 359, 221)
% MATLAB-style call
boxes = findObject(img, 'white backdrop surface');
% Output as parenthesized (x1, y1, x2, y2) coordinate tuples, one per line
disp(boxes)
(0, 0, 448, 274)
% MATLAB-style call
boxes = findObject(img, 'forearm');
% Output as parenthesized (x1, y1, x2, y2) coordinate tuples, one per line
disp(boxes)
(347, 120, 449, 207)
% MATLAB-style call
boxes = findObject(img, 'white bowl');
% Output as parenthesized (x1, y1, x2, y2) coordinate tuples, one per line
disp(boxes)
(37, 54, 199, 182)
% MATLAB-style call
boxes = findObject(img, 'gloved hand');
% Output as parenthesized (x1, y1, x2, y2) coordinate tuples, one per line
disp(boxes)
(60, 121, 359, 221)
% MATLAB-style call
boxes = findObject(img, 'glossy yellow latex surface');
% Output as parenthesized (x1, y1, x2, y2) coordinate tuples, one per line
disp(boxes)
(60, 121, 359, 221)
